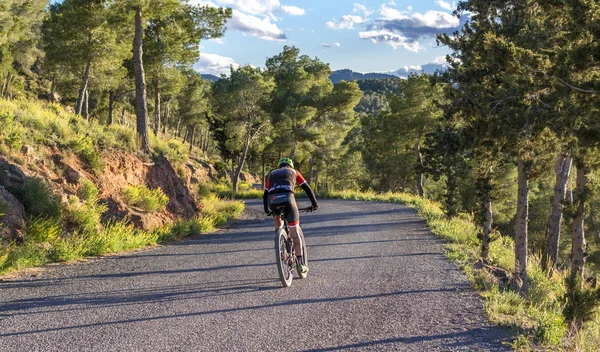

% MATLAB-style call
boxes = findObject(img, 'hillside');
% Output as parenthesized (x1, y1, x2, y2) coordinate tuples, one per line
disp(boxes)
(0, 99, 256, 273)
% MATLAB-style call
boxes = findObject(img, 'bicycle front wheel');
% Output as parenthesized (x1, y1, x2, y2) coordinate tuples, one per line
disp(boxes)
(275, 228, 293, 287)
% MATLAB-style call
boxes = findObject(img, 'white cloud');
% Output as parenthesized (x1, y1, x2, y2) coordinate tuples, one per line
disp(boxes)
(194, 53, 240, 75)
(434, 56, 448, 65)
(280, 5, 305, 16)
(321, 42, 341, 48)
(380, 4, 409, 20)
(191, 0, 306, 41)
(358, 4, 462, 50)
(326, 15, 364, 30)
(229, 11, 286, 41)
(353, 3, 374, 18)
(435, 0, 455, 11)
(209, 38, 225, 44)
(358, 30, 422, 51)
(388, 0, 397, 5)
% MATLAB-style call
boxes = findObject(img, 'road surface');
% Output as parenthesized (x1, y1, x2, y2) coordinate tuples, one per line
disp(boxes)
(0, 199, 512, 351)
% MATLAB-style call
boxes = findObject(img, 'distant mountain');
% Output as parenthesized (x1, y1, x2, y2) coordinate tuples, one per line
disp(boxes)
(201, 74, 220, 82)
(388, 63, 447, 78)
(330, 64, 447, 84)
(329, 69, 398, 84)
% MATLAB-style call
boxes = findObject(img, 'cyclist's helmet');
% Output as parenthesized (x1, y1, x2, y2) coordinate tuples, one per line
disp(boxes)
(278, 157, 294, 168)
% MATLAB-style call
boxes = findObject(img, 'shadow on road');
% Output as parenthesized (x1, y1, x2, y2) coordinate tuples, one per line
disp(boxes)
(299, 327, 511, 351)
(0, 288, 464, 338)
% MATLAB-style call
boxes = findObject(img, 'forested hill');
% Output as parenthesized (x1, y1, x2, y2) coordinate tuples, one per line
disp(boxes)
(200, 74, 220, 82)
(354, 78, 402, 115)
(329, 69, 399, 84)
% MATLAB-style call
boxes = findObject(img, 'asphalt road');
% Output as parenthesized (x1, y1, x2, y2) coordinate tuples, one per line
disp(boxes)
(0, 199, 512, 351)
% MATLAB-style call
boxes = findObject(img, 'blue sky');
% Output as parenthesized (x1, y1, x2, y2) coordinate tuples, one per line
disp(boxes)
(192, 0, 461, 75)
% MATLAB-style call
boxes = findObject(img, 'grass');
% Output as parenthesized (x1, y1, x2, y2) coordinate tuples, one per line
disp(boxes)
(0, 98, 187, 167)
(122, 185, 170, 213)
(0, 193, 245, 275)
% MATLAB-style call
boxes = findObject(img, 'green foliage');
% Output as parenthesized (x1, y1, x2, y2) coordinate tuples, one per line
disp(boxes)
(66, 195, 107, 236)
(122, 185, 169, 213)
(27, 216, 62, 242)
(563, 273, 600, 329)
(77, 178, 99, 203)
(69, 135, 104, 172)
(12, 177, 61, 219)
(354, 78, 402, 115)
(150, 134, 189, 162)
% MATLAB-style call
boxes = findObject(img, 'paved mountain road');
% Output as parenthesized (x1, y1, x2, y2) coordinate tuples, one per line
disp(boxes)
(0, 199, 512, 351)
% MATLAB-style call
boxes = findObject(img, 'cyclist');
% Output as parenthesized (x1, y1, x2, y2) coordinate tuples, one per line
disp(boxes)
(263, 157, 318, 274)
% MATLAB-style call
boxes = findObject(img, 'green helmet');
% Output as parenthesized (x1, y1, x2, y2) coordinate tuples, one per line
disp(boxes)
(278, 157, 294, 168)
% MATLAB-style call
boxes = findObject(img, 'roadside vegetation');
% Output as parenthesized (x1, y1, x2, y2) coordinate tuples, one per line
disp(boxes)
(317, 190, 599, 351)
(0, 177, 243, 274)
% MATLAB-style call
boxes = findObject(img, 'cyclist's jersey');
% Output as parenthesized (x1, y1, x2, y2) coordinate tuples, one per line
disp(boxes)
(264, 167, 307, 194)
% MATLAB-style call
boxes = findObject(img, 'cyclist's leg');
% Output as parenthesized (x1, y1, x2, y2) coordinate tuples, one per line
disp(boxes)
(285, 195, 303, 256)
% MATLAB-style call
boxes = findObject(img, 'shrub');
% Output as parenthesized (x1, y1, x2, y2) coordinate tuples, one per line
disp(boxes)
(27, 217, 62, 242)
(4, 127, 23, 150)
(122, 185, 169, 213)
(66, 195, 107, 235)
(69, 135, 104, 172)
(12, 177, 62, 219)
(78, 178, 99, 203)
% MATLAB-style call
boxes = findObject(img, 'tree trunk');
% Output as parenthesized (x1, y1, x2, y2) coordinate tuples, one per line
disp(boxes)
(514, 158, 529, 296)
(83, 89, 89, 121)
(262, 154, 266, 188)
(571, 162, 588, 281)
(543, 153, 573, 271)
(189, 124, 196, 155)
(108, 90, 115, 125)
(121, 107, 126, 125)
(203, 128, 209, 153)
(49, 77, 56, 103)
(183, 128, 188, 143)
(176, 117, 182, 138)
(308, 156, 315, 185)
(233, 132, 252, 193)
(162, 102, 169, 135)
(314, 169, 319, 192)
(75, 64, 91, 115)
(1, 73, 7, 97)
(416, 142, 424, 198)
(153, 88, 160, 136)
(481, 165, 493, 262)
(3, 72, 12, 98)
(133, 6, 150, 154)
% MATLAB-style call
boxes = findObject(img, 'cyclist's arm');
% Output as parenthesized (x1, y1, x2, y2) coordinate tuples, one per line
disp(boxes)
(296, 170, 318, 207)
(300, 183, 318, 208)
(263, 189, 270, 214)
(263, 176, 271, 214)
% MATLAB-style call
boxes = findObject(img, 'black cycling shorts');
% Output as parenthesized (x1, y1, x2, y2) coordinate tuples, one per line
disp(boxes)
(268, 192, 299, 227)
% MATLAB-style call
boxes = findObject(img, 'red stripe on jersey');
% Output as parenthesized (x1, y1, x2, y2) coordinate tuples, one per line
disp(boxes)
(296, 170, 306, 185)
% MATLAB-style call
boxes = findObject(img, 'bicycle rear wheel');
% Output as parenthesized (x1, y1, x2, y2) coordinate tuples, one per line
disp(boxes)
(297, 226, 308, 279)
(275, 228, 293, 287)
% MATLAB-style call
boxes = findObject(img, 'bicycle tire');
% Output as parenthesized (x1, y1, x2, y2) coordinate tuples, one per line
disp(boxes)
(297, 226, 308, 279)
(275, 228, 293, 287)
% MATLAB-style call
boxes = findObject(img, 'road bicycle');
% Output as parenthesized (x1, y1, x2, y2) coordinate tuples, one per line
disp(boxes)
(271, 206, 314, 287)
